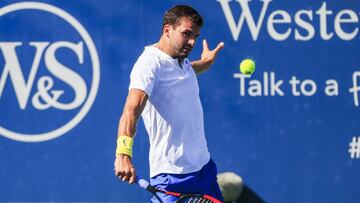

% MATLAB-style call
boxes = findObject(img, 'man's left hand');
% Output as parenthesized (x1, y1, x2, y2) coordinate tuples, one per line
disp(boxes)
(191, 39, 224, 74)
(200, 39, 224, 66)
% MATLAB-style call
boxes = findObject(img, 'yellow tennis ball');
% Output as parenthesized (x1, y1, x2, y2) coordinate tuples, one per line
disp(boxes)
(240, 59, 255, 75)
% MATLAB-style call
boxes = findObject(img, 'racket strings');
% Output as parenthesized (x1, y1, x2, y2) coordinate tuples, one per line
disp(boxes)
(177, 196, 214, 203)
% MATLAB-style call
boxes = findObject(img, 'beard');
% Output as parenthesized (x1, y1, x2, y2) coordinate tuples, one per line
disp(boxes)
(171, 44, 193, 59)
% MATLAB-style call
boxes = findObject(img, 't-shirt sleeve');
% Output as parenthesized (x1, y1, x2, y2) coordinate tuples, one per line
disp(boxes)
(129, 55, 159, 96)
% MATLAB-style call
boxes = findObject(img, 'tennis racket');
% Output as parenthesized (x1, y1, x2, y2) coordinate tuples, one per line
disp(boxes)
(136, 177, 223, 203)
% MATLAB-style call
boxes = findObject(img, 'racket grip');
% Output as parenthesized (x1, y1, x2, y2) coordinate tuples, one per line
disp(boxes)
(136, 176, 159, 194)
(136, 177, 150, 189)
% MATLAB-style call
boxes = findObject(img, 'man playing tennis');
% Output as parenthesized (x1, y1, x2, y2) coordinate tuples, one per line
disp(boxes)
(114, 5, 224, 202)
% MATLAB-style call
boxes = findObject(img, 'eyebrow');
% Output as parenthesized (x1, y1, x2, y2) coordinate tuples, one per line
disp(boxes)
(182, 29, 200, 37)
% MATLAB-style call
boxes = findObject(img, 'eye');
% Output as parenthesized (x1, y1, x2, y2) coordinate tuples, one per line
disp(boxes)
(182, 31, 191, 38)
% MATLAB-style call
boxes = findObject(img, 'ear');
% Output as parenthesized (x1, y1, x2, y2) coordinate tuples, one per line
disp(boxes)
(163, 24, 171, 38)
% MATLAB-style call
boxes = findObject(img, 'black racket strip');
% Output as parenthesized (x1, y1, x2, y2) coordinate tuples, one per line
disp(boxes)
(137, 177, 222, 203)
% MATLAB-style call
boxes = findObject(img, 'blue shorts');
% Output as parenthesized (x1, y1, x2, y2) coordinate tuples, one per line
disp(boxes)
(150, 159, 224, 203)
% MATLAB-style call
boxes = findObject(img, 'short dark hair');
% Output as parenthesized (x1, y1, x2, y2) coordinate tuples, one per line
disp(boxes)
(162, 5, 203, 32)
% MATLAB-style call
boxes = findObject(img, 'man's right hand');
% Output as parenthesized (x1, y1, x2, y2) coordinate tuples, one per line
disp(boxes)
(114, 154, 136, 184)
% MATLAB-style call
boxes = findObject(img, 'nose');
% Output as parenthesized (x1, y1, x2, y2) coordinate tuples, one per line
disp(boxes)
(188, 38, 195, 47)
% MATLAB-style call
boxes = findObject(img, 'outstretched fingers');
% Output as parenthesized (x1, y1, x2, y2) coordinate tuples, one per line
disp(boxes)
(213, 42, 225, 55)
(202, 39, 209, 52)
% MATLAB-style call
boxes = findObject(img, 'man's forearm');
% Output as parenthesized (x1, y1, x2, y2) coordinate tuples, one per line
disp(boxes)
(116, 89, 148, 158)
(116, 103, 145, 158)
(118, 105, 140, 138)
(118, 89, 148, 138)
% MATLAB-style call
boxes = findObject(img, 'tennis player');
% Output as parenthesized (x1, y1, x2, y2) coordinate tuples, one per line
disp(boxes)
(114, 5, 224, 202)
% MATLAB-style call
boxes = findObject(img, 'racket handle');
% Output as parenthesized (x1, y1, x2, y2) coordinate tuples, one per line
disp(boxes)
(136, 177, 150, 189)
(136, 176, 160, 195)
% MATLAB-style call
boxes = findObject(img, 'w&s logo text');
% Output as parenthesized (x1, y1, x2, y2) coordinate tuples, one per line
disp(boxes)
(0, 2, 100, 142)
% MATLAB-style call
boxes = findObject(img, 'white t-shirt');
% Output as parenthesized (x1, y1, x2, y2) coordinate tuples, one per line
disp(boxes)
(129, 45, 210, 177)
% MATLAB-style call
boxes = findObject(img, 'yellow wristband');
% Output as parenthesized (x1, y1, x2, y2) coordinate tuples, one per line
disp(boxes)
(116, 135, 134, 157)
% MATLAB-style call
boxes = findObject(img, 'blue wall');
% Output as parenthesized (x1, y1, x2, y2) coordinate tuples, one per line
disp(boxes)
(1, 0, 359, 202)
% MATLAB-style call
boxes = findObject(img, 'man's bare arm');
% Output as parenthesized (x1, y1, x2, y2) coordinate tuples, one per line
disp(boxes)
(114, 88, 148, 184)
(118, 88, 148, 137)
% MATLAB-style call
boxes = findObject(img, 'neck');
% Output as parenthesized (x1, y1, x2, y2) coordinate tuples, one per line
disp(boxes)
(156, 36, 173, 57)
